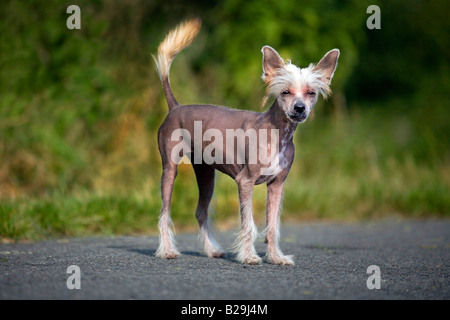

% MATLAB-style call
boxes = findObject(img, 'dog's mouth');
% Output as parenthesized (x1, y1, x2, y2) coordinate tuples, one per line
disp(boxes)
(288, 113, 308, 123)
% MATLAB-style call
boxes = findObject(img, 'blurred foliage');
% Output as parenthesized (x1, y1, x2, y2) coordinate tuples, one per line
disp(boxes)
(0, 0, 449, 239)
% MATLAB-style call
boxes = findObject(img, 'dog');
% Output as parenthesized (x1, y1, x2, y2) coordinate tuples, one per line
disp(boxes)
(154, 18, 339, 265)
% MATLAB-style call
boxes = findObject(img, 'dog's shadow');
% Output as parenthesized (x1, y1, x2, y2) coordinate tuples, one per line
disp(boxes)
(109, 246, 263, 264)
(128, 248, 205, 258)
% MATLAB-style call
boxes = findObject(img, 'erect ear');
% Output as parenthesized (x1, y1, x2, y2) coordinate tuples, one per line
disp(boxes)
(262, 46, 284, 83)
(313, 49, 340, 85)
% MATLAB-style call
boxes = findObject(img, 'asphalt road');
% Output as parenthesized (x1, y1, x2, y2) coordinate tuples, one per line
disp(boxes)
(1, 219, 449, 300)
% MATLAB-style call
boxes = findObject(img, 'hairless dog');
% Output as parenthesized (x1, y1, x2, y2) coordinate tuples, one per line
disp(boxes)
(154, 19, 339, 265)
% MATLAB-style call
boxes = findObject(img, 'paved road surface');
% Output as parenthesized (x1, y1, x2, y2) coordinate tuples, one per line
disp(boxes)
(1, 219, 449, 300)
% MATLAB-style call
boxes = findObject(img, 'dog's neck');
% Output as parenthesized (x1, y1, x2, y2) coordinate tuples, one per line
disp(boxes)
(260, 100, 298, 144)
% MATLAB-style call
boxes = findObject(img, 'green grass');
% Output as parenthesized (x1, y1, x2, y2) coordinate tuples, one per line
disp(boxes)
(0, 193, 160, 241)
(1, 98, 448, 242)
(1, 75, 448, 241)
(0, 0, 448, 242)
(282, 100, 450, 221)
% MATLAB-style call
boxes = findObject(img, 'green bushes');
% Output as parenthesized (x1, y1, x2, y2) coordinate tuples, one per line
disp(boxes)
(0, 0, 448, 240)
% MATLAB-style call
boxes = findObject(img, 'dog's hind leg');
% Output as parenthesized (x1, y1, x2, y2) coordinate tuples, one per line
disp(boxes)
(156, 163, 180, 259)
(193, 164, 225, 258)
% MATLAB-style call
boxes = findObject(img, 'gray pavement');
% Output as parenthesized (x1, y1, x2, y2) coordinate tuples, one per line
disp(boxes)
(0, 219, 449, 300)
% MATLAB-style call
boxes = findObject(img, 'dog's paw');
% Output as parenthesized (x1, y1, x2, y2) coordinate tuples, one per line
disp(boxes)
(204, 243, 226, 258)
(156, 248, 180, 259)
(267, 254, 294, 266)
(162, 251, 180, 259)
(241, 254, 262, 265)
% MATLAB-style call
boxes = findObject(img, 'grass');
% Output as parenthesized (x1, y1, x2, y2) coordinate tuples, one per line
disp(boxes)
(282, 101, 450, 221)
(0, 193, 159, 241)
(1, 93, 448, 242)
(1, 68, 449, 242)
(0, 1, 448, 242)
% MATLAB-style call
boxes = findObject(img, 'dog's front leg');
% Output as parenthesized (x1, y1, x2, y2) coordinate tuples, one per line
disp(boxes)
(265, 180, 294, 265)
(233, 179, 261, 264)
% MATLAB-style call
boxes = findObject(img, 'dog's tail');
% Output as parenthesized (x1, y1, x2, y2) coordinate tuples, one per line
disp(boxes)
(153, 18, 202, 110)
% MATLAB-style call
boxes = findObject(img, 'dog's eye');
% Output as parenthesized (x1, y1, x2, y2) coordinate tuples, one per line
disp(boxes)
(307, 91, 316, 96)
(282, 90, 290, 95)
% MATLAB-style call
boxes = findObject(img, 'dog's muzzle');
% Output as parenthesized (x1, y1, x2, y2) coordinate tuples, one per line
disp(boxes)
(289, 103, 308, 122)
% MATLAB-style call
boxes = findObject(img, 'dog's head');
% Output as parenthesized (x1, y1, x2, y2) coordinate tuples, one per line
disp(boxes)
(262, 46, 339, 123)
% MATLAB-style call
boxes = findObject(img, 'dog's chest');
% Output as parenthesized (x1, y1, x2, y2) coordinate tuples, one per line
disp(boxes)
(258, 138, 290, 182)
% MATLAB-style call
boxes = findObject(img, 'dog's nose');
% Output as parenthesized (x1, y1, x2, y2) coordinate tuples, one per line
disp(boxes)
(294, 103, 306, 114)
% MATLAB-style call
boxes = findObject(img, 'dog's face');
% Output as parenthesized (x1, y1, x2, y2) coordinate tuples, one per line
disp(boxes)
(274, 63, 322, 123)
(262, 46, 340, 123)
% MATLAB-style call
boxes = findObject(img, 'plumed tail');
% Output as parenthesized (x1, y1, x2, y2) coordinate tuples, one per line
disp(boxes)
(153, 18, 202, 110)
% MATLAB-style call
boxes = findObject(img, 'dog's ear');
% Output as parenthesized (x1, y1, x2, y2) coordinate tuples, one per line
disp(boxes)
(262, 46, 284, 83)
(313, 49, 340, 85)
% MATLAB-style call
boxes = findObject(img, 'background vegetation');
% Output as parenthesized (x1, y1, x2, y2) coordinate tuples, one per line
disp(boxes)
(0, 0, 449, 241)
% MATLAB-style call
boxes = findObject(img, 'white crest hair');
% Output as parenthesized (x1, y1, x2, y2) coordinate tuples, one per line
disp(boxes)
(262, 62, 331, 106)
